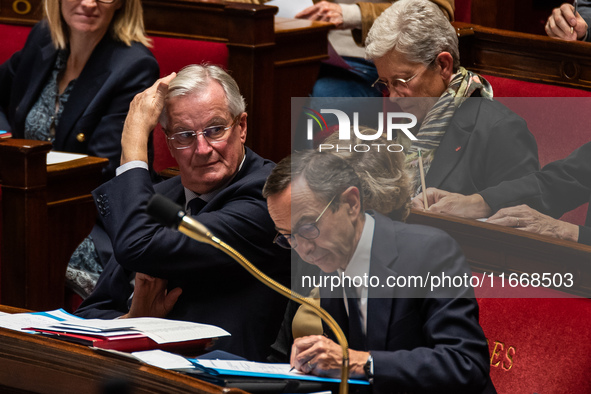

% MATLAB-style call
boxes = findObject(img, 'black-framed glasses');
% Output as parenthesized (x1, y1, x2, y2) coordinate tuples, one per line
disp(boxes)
(273, 195, 336, 249)
(166, 116, 239, 150)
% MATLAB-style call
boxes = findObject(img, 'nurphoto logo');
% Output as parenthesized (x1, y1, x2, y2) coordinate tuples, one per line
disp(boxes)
(305, 108, 417, 153)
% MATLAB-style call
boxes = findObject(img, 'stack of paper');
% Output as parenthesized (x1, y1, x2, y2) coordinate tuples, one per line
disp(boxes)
(129, 350, 370, 387)
(0, 309, 230, 354)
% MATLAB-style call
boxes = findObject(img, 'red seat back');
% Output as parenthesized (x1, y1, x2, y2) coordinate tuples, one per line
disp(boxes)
(0, 24, 31, 63)
(478, 297, 591, 392)
(473, 272, 591, 393)
(148, 36, 229, 173)
(486, 75, 591, 225)
(455, 0, 471, 23)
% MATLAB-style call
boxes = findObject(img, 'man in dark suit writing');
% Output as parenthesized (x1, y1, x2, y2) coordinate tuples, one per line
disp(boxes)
(263, 151, 495, 393)
(76, 65, 290, 362)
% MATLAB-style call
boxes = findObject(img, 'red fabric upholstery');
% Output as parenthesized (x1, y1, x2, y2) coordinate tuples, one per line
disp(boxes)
(478, 297, 591, 393)
(149, 36, 229, 78)
(486, 74, 591, 98)
(148, 36, 229, 173)
(454, 0, 471, 23)
(0, 24, 31, 63)
(488, 75, 591, 225)
(473, 273, 591, 393)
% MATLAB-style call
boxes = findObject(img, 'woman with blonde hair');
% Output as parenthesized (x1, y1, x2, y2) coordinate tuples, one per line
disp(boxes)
(0, 0, 159, 179)
(322, 126, 411, 221)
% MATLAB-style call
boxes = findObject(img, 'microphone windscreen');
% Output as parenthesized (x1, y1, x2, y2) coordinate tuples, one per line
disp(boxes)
(147, 193, 185, 229)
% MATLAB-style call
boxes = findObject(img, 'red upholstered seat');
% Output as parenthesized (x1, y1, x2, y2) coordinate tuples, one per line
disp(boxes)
(454, 0, 471, 23)
(148, 36, 229, 173)
(478, 297, 591, 392)
(485, 74, 591, 98)
(487, 76, 591, 226)
(473, 272, 591, 393)
(0, 24, 31, 63)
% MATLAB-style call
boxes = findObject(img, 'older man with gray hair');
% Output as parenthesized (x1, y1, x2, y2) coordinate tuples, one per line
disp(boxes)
(365, 0, 539, 199)
(75, 65, 291, 362)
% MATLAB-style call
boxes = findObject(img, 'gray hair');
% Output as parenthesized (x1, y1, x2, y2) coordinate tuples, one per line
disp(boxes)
(160, 64, 246, 129)
(263, 151, 363, 212)
(365, 0, 460, 71)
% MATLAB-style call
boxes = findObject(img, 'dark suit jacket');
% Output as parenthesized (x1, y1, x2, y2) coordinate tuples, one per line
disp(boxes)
(427, 98, 539, 195)
(76, 148, 291, 361)
(319, 213, 493, 393)
(480, 141, 591, 245)
(0, 21, 159, 179)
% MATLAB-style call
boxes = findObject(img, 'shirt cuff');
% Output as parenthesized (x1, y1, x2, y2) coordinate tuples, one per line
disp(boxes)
(341, 3, 362, 30)
(116, 160, 149, 176)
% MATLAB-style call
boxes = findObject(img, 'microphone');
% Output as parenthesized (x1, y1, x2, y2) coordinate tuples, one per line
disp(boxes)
(147, 194, 215, 246)
(147, 193, 350, 394)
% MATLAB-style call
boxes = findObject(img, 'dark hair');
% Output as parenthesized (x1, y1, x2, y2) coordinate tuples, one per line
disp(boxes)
(263, 151, 363, 210)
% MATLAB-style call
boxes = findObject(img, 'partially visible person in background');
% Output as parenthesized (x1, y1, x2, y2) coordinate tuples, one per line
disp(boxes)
(0, 0, 159, 179)
(294, 0, 453, 98)
(365, 0, 539, 197)
(229, 0, 453, 98)
(545, 1, 591, 42)
(413, 141, 591, 246)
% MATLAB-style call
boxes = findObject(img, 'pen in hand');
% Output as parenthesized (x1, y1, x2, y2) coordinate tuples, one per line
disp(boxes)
(572, 0, 578, 34)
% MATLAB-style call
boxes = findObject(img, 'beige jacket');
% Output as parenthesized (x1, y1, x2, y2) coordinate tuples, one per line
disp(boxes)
(227, 0, 455, 45)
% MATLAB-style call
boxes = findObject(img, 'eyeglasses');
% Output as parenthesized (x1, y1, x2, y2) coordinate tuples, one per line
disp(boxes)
(273, 195, 336, 249)
(166, 117, 238, 150)
(371, 63, 430, 95)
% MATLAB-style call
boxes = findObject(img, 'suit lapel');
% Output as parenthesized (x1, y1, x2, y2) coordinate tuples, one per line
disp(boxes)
(56, 38, 112, 148)
(366, 213, 399, 352)
(425, 100, 478, 189)
(16, 42, 57, 131)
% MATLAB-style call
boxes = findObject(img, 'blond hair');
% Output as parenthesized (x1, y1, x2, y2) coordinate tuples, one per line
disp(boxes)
(44, 0, 152, 50)
(322, 127, 412, 221)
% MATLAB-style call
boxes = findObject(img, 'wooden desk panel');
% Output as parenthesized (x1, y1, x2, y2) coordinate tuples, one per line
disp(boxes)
(455, 21, 591, 91)
(407, 209, 591, 297)
(0, 140, 108, 310)
(0, 305, 246, 394)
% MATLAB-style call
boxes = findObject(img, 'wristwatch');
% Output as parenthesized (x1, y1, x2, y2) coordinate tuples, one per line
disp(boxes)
(363, 353, 374, 382)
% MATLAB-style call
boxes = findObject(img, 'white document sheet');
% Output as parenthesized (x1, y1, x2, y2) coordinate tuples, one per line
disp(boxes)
(47, 151, 87, 165)
(44, 317, 230, 344)
(0, 309, 81, 332)
(266, 0, 313, 18)
(132, 349, 195, 370)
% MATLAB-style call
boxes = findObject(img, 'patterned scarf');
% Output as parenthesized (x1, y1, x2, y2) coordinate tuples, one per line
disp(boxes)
(405, 67, 493, 195)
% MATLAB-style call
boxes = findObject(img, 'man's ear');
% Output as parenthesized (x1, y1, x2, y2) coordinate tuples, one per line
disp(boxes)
(436, 52, 454, 83)
(341, 186, 362, 216)
(237, 112, 247, 144)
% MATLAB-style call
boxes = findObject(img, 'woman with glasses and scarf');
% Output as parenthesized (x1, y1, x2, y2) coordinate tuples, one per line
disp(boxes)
(365, 0, 539, 199)
(0, 0, 159, 180)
